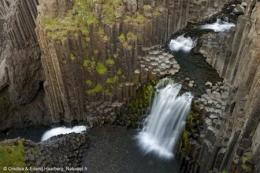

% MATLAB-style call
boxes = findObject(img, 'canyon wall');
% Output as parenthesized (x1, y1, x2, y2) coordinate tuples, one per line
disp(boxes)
(35, 0, 230, 125)
(191, 0, 260, 172)
(0, 0, 50, 131)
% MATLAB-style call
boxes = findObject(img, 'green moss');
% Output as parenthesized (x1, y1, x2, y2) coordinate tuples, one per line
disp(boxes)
(83, 60, 90, 67)
(86, 80, 93, 86)
(121, 74, 126, 79)
(153, 9, 160, 16)
(133, 14, 147, 23)
(40, 0, 99, 41)
(143, 5, 151, 11)
(70, 53, 75, 61)
(105, 89, 112, 96)
(102, 4, 115, 24)
(182, 130, 191, 154)
(117, 68, 122, 75)
(127, 80, 157, 109)
(106, 76, 119, 84)
(78, 10, 98, 25)
(106, 58, 115, 65)
(127, 32, 137, 41)
(0, 139, 27, 172)
(87, 84, 103, 94)
(118, 33, 125, 41)
(124, 15, 133, 23)
(96, 62, 107, 74)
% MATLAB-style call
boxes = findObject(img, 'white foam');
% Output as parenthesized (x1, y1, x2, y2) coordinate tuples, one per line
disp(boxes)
(199, 19, 235, 32)
(41, 126, 87, 141)
(135, 132, 174, 159)
(169, 35, 196, 52)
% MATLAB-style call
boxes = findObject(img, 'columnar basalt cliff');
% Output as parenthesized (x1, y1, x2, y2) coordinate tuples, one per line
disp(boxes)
(35, 0, 230, 125)
(0, 0, 50, 131)
(189, 0, 260, 172)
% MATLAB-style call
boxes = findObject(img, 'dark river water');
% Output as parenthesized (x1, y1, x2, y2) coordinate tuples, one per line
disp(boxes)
(172, 50, 223, 97)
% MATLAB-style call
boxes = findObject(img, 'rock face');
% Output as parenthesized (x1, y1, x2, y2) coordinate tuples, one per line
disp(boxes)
(0, 0, 51, 131)
(35, 0, 230, 125)
(190, 0, 260, 172)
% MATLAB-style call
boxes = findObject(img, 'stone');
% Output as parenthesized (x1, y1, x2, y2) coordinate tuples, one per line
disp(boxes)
(241, 2, 247, 7)
(205, 81, 212, 87)
(212, 91, 221, 99)
(233, 4, 245, 15)
(206, 89, 212, 95)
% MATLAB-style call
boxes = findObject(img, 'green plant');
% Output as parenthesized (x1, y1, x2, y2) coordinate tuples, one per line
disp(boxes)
(96, 62, 107, 74)
(127, 32, 137, 41)
(83, 60, 90, 67)
(106, 58, 115, 65)
(105, 89, 112, 96)
(117, 68, 122, 75)
(133, 14, 146, 23)
(118, 33, 125, 41)
(70, 53, 75, 61)
(87, 84, 103, 94)
(86, 80, 93, 86)
(106, 76, 119, 84)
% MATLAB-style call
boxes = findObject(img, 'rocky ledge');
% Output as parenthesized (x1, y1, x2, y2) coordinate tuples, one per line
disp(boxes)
(0, 133, 89, 172)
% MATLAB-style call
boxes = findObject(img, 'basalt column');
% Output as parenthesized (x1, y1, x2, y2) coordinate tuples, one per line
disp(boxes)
(35, 0, 231, 125)
(192, 1, 260, 172)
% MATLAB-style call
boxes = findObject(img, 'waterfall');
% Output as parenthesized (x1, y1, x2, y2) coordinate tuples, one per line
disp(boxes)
(169, 35, 196, 52)
(136, 79, 193, 159)
(199, 19, 235, 32)
(41, 126, 87, 141)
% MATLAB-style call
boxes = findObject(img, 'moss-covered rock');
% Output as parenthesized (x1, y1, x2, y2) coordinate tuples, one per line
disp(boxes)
(0, 139, 27, 172)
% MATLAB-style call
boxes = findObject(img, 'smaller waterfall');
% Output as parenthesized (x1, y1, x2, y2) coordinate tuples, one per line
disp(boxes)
(199, 19, 235, 32)
(41, 126, 87, 141)
(169, 35, 196, 52)
(136, 79, 193, 159)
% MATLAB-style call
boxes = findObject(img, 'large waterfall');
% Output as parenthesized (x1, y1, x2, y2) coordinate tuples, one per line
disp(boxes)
(136, 79, 193, 159)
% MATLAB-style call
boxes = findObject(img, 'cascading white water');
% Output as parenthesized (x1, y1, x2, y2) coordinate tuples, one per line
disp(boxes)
(169, 35, 196, 52)
(199, 19, 235, 32)
(136, 79, 193, 159)
(41, 126, 87, 141)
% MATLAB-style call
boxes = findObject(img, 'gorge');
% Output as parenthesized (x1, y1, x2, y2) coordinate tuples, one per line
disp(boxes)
(0, 0, 260, 173)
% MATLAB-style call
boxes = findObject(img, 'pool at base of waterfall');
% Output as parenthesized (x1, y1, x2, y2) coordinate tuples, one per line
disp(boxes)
(82, 125, 180, 173)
